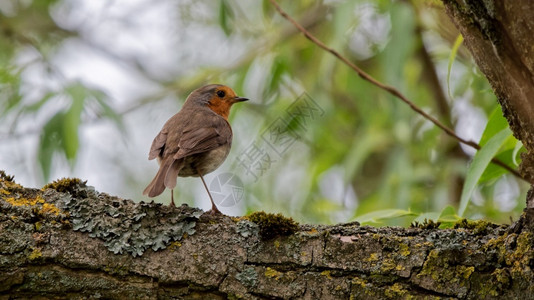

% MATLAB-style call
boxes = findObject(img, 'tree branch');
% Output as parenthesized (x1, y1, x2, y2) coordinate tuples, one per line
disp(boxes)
(268, 0, 528, 184)
(1, 175, 533, 298)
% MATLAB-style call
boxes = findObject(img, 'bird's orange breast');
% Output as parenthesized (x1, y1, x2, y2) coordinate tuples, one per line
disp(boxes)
(207, 98, 232, 120)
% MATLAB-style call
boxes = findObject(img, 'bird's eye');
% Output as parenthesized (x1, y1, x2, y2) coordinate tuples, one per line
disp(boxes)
(216, 90, 226, 98)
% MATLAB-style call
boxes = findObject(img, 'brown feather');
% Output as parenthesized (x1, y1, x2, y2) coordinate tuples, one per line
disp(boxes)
(148, 130, 168, 160)
(164, 159, 184, 189)
(143, 157, 174, 197)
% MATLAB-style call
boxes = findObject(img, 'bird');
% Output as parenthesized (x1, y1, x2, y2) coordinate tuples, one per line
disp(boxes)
(143, 84, 248, 213)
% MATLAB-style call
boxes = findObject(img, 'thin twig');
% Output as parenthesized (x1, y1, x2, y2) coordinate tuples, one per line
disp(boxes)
(269, 0, 528, 184)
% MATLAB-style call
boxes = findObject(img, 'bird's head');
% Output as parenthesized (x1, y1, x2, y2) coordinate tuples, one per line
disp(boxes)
(186, 84, 248, 120)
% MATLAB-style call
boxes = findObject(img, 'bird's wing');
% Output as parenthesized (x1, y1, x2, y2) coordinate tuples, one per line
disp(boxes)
(148, 129, 168, 160)
(173, 113, 232, 160)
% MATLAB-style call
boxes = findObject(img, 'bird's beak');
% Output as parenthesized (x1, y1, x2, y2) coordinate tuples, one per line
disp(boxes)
(233, 96, 249, 102)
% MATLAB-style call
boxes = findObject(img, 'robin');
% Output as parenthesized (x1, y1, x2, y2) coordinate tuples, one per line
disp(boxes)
(143, 84, 248, 213)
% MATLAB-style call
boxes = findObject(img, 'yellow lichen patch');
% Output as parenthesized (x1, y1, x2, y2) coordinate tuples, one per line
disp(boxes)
(5, 195, 63, 216)
(380, 258, 398, 273)
(365, 253, 379, 262)
(28, 248, 42, 260)
(492, 268, 510, 286)
(274, 240, 280, 250)
(320, 270, 332, 279)
(484, 231, 533, 276)
(265, 267, 282, 279)
(5, 195, 44, 207)
(41, 202, 61, 216)
(352, 276, 367, 288)
(171, 241, 182, 247)
(399, 243, 410, 257)
(168, 241, 182, 251)
(384, 283, 407, 298)
(459, 266, 474, 280)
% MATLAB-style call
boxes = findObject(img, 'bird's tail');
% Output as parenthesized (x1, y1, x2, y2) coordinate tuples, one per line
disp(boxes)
(143, 158, 184, 197)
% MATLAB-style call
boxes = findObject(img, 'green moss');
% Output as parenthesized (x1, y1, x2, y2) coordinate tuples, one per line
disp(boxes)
(454, 218, 496, 234)
(42, 177, 86, 194)
(245, 211, 298, 240)
(410, 218, 441, 229)
(0, 170, 15, 182)
(0, 171, 23, 195)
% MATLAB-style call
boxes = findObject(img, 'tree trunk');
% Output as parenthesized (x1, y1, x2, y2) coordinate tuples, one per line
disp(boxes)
(1, 175, 534, 299)
(441, 0, 534, 185)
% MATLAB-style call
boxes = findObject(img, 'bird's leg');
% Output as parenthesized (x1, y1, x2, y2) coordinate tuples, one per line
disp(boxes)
(170, 189, 176, 207)
(197, 169, 221, 214)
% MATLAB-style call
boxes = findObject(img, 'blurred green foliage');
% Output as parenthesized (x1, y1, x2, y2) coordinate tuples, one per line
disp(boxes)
(0, 0, 528, 226)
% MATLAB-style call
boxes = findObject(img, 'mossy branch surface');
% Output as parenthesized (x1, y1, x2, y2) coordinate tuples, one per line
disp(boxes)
(2, 172, 534, 298)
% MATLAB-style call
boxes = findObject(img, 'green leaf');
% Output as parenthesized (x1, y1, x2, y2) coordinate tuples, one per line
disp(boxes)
(93, 91, 124, 132)
(479, 106, 509, 146)
(438, 205, 460, 223)
(24, 92, 55, 112)
(477, 107, 519, 183)
(38, 112, 65, 181)
(512, 140, 525, 166)
(354, 209, 416, 224)
(458, 128, 512, 216)
(264, 56, 288, 98)
(478, 149, 515, 183)
(219, 0, 234, 36)
(63, 84, 86, 161)
(447, 34, 463, 100)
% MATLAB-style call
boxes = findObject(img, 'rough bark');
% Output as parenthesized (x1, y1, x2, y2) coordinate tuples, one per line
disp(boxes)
(1, 175, 534, 299)
(441, 0, 534, 183)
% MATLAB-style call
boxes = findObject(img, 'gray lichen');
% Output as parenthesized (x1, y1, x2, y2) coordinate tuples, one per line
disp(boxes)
(235, 266, 258, 288)
(46, 180, 203, 257)
(236, 220, 259, 238)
